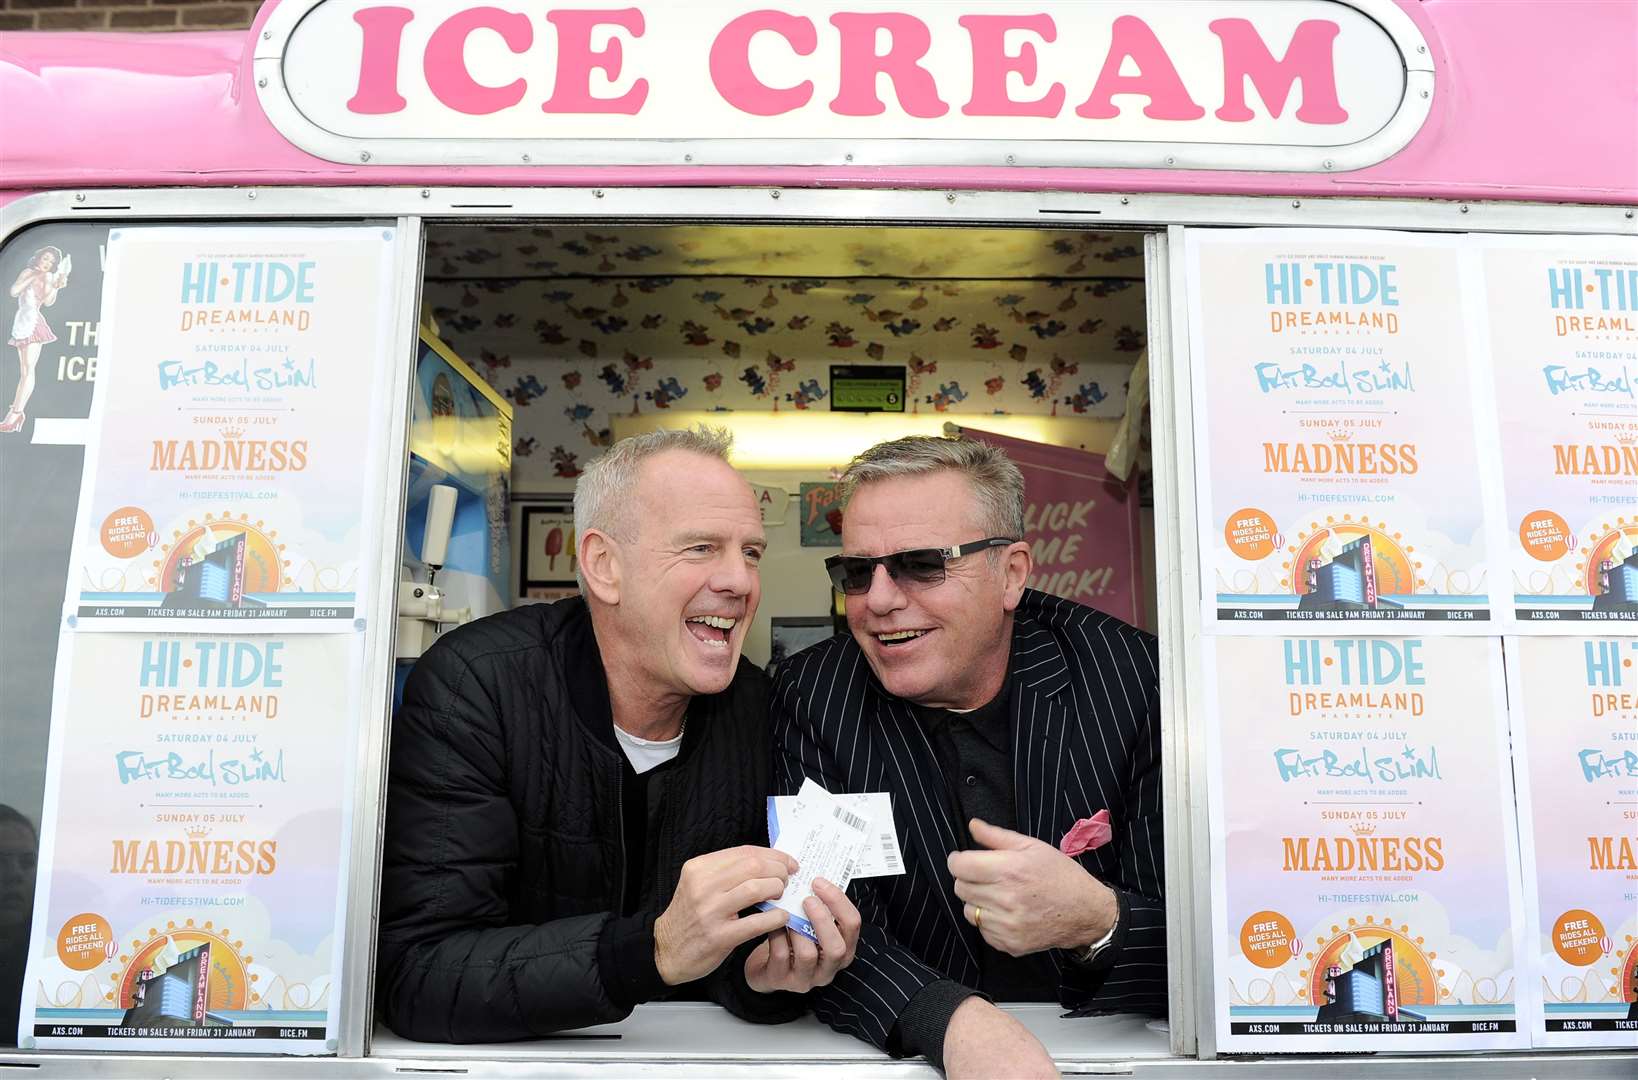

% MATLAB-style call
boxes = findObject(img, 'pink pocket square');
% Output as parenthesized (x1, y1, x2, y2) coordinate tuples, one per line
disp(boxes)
(1059, 810, 1112, 856)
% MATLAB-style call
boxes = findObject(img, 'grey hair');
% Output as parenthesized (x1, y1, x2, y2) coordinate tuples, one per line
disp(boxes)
(839, 435, 1025, 538)
(573, 426, 735, 586)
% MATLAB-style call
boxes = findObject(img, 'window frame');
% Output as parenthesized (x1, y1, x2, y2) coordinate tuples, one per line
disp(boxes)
(0, 186, 1630, 1072)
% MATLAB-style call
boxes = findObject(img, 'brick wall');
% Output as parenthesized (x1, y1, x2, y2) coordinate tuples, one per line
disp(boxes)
(0, 0, 258, 32)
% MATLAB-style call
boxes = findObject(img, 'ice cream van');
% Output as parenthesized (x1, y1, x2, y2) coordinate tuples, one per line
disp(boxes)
(1, 0, 1634, 1075)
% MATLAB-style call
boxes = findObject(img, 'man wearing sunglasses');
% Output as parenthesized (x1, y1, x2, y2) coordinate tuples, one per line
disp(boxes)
(773, 435, 1164, 1078)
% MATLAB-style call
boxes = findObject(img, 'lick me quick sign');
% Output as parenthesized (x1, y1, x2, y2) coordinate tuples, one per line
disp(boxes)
(257, 0, 1431, 169)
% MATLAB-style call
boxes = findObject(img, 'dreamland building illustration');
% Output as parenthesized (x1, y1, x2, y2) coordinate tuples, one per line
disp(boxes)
(161, 531, 265, 610)
(1316, 940, 1426, 1025)
(1299, 535, 1404, 612)
(120, 944, 231, 1029)
(1592, 548, 1638, 614)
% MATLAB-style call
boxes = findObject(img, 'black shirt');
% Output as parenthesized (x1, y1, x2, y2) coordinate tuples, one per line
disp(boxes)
(917, 684, 1061, 1003)
(891, 678, 1075, 1068)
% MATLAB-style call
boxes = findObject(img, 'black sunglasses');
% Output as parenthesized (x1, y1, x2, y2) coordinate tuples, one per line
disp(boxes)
(825, 537, 1017, 595)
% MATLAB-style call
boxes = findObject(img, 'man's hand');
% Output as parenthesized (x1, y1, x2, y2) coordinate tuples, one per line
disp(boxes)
(655, 845, 796, 986)
(743, 878, 861, 993)
(942, 997, 1058, 1079)
(947, 818, 1117, 958)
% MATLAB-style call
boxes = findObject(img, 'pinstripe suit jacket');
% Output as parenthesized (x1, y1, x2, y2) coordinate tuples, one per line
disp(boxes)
(771, 589, 1166, 1052)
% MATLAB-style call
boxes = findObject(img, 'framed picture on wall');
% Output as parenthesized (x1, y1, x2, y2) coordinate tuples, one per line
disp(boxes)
(519, 501, 578, 601)
(768, 616, 838, 674)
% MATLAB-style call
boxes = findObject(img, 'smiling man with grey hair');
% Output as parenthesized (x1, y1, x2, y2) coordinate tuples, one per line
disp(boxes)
(379, 425, 860, 1043)
(571, 425, 735, 587)
(774, 434, 1166, 1079)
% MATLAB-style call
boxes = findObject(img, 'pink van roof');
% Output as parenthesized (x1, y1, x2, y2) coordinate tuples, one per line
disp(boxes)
(2, 0, 1634, 204)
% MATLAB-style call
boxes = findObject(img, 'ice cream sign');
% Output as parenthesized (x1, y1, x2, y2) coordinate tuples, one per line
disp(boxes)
(255, 0, 1433, 170)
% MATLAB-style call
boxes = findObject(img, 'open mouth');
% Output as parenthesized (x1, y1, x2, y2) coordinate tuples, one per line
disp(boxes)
(685, 614, 737, 648)
(874, 628, 931, 648)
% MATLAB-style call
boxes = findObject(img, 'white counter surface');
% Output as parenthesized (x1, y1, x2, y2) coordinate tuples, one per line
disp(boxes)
(6, 1004, 1632, 1077)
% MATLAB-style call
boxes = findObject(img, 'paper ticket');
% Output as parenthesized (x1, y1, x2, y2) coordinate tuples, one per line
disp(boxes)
(761, 778, 873, 941)
(772, 791, 903, 878)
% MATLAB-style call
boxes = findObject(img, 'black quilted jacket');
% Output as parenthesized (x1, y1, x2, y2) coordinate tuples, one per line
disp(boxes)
(375, 597, 794, 1042)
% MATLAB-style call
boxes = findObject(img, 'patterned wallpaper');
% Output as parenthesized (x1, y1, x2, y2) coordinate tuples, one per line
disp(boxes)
(423, 225, 1148, 490)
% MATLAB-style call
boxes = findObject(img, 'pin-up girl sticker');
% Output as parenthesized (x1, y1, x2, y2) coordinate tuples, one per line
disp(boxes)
(2, 245, 71, 434)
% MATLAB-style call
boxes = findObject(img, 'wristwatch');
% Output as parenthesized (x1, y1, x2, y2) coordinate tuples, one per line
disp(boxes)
(1071, 909, 1119, 966)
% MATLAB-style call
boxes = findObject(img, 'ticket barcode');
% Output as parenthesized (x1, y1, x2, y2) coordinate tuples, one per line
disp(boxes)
(832, 805, 868, 832)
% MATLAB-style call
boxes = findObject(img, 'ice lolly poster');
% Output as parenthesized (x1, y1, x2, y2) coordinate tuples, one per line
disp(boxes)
(1206, 636, 1528, 1052)
(1186, 230, 1499, 631)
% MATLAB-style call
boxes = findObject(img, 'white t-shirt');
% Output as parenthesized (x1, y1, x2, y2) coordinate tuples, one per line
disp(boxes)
(612, 723, 683, 774)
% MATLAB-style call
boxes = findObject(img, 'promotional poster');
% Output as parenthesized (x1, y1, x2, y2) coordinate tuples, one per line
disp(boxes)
(1206, 636, 1528, 1051)
(1186, 230, 1499, 631)
(1474, 238, 1638, 628)
(69, 226, 399, 630)
(18, 633, 358, 1053)
(963, 426, 1145, 627)
(1508, 636, 1638, 1047)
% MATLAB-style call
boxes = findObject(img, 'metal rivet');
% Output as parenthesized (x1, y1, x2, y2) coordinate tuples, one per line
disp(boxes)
(946, 192, 957, 203)
(247, 191, 256, 200)
(1164, 156, 1176, 166)
(1120, 196, 1130, 205)
(263, 30, 272, 40)
(1292, 200, 1301, 209)
(1625, 210, 1634, 219)
(257, 77, 268, 89)
(844, 153, 853, 163)
(1420, 90, 1430, 99)
(1417, 44, 1426, 54)
(1006, 154, 1016, 165)
(1323, 159, 1334, 170)
(522, 154, 531, 163)
(684, 154, 693, 163)
(420, 189, 431, 199)
(593, 189, 605, 198)
(360, 151, 371, 163)
(770, 189, 781, 199)
(1460, 205, 1470, 213)
(75, 192, 86, 202)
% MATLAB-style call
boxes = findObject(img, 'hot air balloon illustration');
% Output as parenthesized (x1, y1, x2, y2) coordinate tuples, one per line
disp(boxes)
(1290, 937, 1304, 958)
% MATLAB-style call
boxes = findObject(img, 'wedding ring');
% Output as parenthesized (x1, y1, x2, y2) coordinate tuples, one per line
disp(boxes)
(974, 906, 983, 931)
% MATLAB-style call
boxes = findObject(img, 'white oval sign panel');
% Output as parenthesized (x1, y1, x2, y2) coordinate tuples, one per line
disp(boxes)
(256, 0, 1433, 170)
